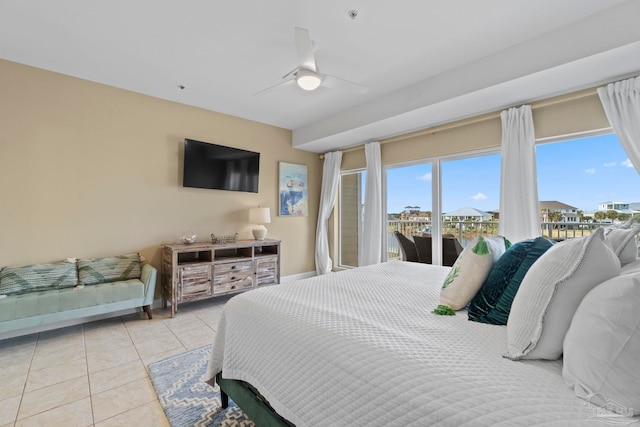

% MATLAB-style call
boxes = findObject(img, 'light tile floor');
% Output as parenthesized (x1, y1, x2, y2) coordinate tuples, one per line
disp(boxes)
(0, 296, 232, 427)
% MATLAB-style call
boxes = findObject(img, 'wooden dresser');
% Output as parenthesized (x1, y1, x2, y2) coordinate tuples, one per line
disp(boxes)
(161, 239, 280, 317)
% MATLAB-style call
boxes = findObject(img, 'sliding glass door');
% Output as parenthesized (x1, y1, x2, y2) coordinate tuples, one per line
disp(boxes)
(386, 162, 433, 261)
(440, 153, 501, 251)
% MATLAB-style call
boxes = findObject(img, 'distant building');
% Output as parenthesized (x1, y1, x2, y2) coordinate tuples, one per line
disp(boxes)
(402, 211, 431, 221)
(399, 206, 430, 221)
(597, 201, 640, 214)
(539, 200, 579, 223)
(443, 207, 493, 222)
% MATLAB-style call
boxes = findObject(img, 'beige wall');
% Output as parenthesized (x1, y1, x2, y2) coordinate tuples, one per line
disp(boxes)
(0, 59, 322, 280)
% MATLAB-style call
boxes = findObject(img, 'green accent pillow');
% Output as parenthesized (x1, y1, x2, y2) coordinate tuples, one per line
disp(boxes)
(468, 237, 554, 325)
(77, 253, 141, 286)
(0, 260, 78, 295)
(436, 236, 495, 313)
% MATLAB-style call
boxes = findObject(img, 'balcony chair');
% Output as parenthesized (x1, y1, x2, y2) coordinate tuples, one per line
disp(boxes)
(393, 231, 419, 262)
(413, 234, 464, 267)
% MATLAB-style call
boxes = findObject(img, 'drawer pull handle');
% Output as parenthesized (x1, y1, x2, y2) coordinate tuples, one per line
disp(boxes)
(231, 266, 236, 270)
(231, 276, 236, 280)
(231, 285, 236, 290)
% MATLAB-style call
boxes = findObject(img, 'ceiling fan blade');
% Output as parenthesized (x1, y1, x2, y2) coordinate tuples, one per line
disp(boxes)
(322, 75, 370, 94)
(253, 78, 296, 96)
(294, 27, 316, 72)
(282, 66, 299, 80)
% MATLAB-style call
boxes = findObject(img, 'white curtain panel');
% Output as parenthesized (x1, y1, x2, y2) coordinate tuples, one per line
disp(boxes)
(361, 142, 383, 266)
(315, 151, 342, 275)
(499, 105, 540, 243)
(597, 75, 640, 173)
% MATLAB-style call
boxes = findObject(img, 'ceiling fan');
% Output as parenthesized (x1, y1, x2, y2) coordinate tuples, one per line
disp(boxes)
(254, 27, 369, 96)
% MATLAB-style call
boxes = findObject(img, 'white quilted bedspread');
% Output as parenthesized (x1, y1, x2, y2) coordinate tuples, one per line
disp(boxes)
(206, 261, 600, 426)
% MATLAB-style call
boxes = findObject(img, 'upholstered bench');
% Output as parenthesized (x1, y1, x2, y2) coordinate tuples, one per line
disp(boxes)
(0, 253, 157, 336)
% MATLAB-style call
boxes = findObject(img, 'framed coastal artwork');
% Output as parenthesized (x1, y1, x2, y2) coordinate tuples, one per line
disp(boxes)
(279, 162, 308, 217)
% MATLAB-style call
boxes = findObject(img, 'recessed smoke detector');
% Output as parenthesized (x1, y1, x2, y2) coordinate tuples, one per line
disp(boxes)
(348, 9, 358, 20)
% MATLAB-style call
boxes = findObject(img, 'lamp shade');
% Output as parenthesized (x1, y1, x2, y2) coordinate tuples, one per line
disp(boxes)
(249, 207, 271, 224)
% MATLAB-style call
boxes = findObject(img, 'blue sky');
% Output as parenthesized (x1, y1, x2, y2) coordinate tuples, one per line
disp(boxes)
(386, 133, 639, 214)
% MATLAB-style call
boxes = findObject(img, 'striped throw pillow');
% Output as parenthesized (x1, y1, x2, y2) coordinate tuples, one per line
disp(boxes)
(77, 253, 141, 286)
(0, 260, 78, 295)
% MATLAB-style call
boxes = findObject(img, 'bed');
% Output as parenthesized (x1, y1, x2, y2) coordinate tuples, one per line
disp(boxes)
(204, 260, 628, 426)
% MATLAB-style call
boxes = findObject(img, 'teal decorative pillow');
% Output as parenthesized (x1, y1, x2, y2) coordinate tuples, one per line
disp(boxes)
(77, 253, 141, 286)
(468, 237, 554, 325)
(0, 260, 78, 295)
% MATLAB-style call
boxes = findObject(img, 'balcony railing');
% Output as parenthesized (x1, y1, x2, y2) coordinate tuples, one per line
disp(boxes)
(386, 220, 638, 260)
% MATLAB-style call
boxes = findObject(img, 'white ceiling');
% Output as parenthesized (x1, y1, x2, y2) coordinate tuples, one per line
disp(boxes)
(2, 1, 640, 153)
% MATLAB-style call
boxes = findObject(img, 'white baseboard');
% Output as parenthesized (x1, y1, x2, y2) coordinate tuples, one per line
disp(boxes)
(280, 271, 316, 283)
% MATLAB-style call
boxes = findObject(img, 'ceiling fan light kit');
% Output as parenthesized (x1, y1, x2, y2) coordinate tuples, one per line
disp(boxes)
(296, 69, 322, 91)
(254, 27, 369, 96)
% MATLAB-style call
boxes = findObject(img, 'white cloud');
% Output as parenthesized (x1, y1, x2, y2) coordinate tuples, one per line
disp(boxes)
(419, 173, 432, 181)
(585, 168, 596, 175)
(603, 161, 617, 167)
(622, 158, 633, 168)
(471, 192, 487, 201)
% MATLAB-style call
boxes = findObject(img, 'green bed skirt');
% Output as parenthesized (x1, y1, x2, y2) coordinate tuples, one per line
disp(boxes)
(215, 372, 293, 427)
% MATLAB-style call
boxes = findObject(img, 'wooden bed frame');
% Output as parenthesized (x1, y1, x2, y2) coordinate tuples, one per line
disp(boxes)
(216, 372, 293, 427)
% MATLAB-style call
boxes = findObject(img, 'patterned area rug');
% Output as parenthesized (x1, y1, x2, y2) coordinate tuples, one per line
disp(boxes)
(148, 345, 254, 427)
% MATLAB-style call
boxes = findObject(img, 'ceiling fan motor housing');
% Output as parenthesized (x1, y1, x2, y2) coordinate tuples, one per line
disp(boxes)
(296, 69, 322, 91)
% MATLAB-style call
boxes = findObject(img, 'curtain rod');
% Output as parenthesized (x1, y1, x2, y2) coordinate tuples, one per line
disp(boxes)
(320, 86, 598, 158)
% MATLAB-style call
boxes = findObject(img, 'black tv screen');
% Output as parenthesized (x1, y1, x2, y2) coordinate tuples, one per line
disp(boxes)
(183, 139, 260, 193)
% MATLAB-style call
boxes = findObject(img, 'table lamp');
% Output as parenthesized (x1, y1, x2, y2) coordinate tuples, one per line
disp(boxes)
(249, 207, 271, 240)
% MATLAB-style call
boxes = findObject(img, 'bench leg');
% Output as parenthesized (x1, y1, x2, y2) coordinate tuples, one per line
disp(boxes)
(142, 305, 153, 319)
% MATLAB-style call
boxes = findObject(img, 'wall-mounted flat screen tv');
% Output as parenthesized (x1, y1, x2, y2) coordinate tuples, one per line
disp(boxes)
(183, 139, 260, 193)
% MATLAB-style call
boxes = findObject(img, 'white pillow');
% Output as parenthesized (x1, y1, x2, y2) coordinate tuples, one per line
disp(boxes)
(621, 258, 640, 275)
(483, 235, 511, 263)
(563, 271, 640, 416)
(436, 236, 503, 312)
(604, 226, 640, 266)
(505, 228, 620, 360)
(604, 217, 637, 233)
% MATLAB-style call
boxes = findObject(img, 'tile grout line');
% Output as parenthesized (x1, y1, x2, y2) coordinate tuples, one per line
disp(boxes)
(82, 323, 96, 427)
(12, 333, 39, 426)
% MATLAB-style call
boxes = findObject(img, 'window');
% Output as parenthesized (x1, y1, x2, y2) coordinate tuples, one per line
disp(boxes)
(537, 132, 640, 240)
(337, 131, 638, 268)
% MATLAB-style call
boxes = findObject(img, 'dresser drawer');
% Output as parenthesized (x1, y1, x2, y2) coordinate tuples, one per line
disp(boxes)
(213, 261, 254, 294)
(213, 275, 253, 294)
(178, 264, 212, 301)
(214, 260, 253, 275)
